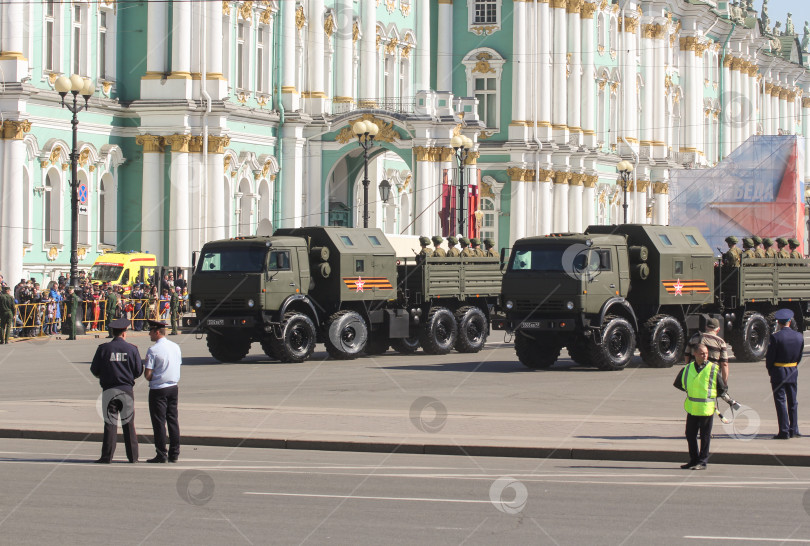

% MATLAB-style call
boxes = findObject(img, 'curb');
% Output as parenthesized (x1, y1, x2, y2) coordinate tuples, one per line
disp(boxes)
(2, 428, 809, 466)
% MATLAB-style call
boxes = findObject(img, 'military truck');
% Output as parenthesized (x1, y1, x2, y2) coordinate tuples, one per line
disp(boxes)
(492, 224, 810, 371)
(186, 227, 501, 363)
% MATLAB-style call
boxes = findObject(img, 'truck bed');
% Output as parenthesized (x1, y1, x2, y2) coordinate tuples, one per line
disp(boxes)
(397, 257, 502, 304)
(718, 260, 810, 304)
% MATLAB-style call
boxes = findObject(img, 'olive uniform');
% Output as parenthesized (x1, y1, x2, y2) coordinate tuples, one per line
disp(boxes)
(470, 238, 485, 257)
(431, 235, 446, 258)
(67, 288, 81, 340)
(170, 290, 179, 335)
(764, 238, 778, 259)
(777, 237, 791, 259)
(0, 287, 14, 344)
(741, 238, 756, 261)
(753, 236, 766, 259)
(105, 289, 118, 337)
(789, 238, 802, 261)
(417, 236, 433, 260)
(459, 237, 475, 258)
(446, 236, 460, 258)
(483, 238, 498, 258)
(722, 236, 742, 267)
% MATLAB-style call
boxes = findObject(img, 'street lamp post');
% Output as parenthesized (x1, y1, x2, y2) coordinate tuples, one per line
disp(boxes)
(617, 160, 634, 225)
(54, 74, 95, 288)
(353, 120, 379, 228)
(451, 135, 473, 236)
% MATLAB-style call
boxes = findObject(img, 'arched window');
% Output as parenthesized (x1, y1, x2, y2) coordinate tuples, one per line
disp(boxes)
(223, 177, 232, 237)
(238, 179, 252, 236)
(44, 170, 62, 244)
(597, 13, 606, 53)
(257, 179, 272, 224)
(609, 16, 618, 54)
(23, 169, 31, 244)
(462, 48, 506, 130)
(399, 192, 412, 235)
(480, 198, 497, 244)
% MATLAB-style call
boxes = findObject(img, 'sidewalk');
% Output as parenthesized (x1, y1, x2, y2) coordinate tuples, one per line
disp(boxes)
(0, 398, 806, 466)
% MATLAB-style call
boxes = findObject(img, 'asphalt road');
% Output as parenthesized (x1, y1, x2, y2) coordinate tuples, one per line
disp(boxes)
(2, 438, 810, 545)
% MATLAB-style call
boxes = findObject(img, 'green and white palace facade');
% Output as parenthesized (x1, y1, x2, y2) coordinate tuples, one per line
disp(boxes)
(1, 0, 809, 284)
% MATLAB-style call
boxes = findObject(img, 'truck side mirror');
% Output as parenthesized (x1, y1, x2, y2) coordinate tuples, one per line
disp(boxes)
(499, 248, 506, 271)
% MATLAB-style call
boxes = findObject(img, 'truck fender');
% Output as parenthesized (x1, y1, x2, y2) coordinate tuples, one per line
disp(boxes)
(597, 297, 638, 332)
(278, 295, 320, 326)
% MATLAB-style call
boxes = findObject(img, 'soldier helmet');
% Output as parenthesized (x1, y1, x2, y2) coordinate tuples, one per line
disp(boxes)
(725, 236, 738, 245)
(776, 237, 789, 246)
(789, 238, 800, 248)
(419, 236, 431, 246)
(447, 236, 458, 246)
(431, 235, 443, 245)
(742, 237, 754, 248)
(752, 235, 763, 245)
(470, 238, 481, 246)
(763, 237, 774, 247)
(483, 238, 495, 248)
(459, 237, 470, 246)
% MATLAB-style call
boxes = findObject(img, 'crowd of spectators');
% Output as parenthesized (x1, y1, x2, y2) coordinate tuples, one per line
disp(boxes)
(0, 270, 189, 339)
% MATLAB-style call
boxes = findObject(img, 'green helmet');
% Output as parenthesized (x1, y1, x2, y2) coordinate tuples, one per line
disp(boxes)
(431, 235, 443, 245)
(763, 237, 774, 248)
(447, 236, 458, 246)
(742, 238, 754, 249)
(459, 237, 470, 246)
(752, 235, 763, 245)
(725, 236, 738, 245)
(483, 238, 495, 248)
(419, 236, 431, 246)
(789, 238, 800, 248)
(776, 237, 789, 247)
(470, 238, 481, 246)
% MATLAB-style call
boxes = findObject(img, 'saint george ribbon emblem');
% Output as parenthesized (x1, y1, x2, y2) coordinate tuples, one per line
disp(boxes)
(662, 279, 711, 296)
(342, 277, 394, 292)
(354, 277, 365, 292)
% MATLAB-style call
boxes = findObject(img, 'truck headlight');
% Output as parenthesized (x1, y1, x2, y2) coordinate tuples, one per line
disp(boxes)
(566, 300, 575, 310)
(195, 300, 202, 309)
(248, 299, 255, 308)
(505, 300, 514, 310)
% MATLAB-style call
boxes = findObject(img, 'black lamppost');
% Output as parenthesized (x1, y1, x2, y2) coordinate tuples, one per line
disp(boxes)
(451, 134, 473, 236)
(617, 160, 634, 225)
(54, 74, 94, 288)
(353, 120, 379, 228)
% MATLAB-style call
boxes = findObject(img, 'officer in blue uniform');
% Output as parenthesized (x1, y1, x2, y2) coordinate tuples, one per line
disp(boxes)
(90, 317, 144, 463)
(766, 308, 803, 439)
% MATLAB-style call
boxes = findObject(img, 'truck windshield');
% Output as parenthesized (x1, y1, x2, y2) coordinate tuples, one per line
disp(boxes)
(91, 265, 123, 282)
(510, 247, 572, 272)
(198, 247, 267, 273)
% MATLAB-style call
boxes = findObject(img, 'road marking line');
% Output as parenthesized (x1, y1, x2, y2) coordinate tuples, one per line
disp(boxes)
(244, 492, 493, 503)
(685, 537, 810, 543)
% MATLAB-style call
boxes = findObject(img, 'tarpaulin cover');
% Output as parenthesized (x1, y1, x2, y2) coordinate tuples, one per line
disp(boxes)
(669, 136, 805, 255)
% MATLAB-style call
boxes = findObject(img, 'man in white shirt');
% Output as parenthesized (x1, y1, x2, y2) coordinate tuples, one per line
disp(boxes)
(144, 319, 182, 463)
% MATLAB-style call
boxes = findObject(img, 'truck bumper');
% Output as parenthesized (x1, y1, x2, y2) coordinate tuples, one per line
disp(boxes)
(186, 316, 257, 329)
(492, 317, 577, 332)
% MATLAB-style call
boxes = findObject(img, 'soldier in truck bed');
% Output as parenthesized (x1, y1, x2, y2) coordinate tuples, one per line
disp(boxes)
(789, 238, 803, 261)
(417, 236, 433, 260)
(753, 236, 766, 260)
(764, 238, 778, 259)
(446, 236, 460, 257)
(722, 236, 741, 267)
(741, 238, 756, 261)
(459, 238, 475, 257)
(777, 237, 791, 259)
(431, 236, 447, 257)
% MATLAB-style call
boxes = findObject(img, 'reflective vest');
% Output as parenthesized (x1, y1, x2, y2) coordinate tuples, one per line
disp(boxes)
(682, 361, 718, 417)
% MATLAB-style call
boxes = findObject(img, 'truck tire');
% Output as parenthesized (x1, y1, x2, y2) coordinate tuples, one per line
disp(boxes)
(259, 336, 277, 361)
(515, 331, 561, 369)
(639, 314, 684, 368)
(364, 335, 390, 355)
(588, 315, 636, 371)
(323, 310, 368, 360)
(271, 312, 317, 363)
(206, 332, 251, 363)
(566, 343, 591, 366)
(391, 335, 420, 354)
(731, 311, 769, 362)
(454, 306, 488, 353)
(419, 307, 458, 355)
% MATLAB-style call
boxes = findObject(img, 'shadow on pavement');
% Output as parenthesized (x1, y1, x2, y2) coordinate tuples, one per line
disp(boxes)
(575, 435, 683, 441)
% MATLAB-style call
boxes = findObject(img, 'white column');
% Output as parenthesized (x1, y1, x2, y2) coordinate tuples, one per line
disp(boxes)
(510, 172, 526, 242)
(171, 1, 191, 74)
(207, 147, 225, 242)
(414, 154, 432, 236)
(138, 137, 164, 257)
(1, 136, 24, 283)
(510, 0, 527, 140)
(436, 1, 453, 92)
(334, 0, 354, 112)
(635, 181, 647, 224)
(748, 67, 758, 138)
(731, 60, 742, 150)
(0, 0, 28, 79)
(653, 25, 666, 156)
(551, 1, 568, 143)
(359, 0, 377, 105)
(281, 126, 305, 228)
(281, 0, 299, 111)
(304, 140, 323, 226)
(803, 98, 810, 182)
(772, 88, 780, 135)
(415, 0, 431, 91)
(552, 174, 569, 232)
(142, 1, 168, 96)
(305, 0, 325, 113)
(538, 2, 552, 140)
(169, 148, 190, 268)
(721, 58, 732, 157)
(582, 177, 596, 229)
(188, 144, 204, 253)
(620, 18, 639, 152)
(779, 90, 788, 134)
(683, 41, 699, 156)
(581, 5, 596, 146)
(568, 176, 583, 232)
(640, 29, 654, 152)
(438, 154, 453, 236)
(788, 93, 797, 135)
(205, 0, 226, 99)
(652, 182, 669, 225)
(567, 4, 582, 138)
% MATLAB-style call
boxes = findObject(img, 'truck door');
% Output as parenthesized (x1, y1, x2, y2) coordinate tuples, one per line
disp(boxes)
(584, 247, 618, 300)
(264, 249, 297, 310)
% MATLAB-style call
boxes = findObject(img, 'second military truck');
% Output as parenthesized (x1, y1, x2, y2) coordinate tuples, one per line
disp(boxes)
(187, 227, 501, 363)
(493, 224, 810, 371)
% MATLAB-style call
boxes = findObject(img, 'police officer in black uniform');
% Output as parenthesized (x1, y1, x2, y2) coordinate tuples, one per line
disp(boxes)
(766, 308, 803, 439)
(90, 317, 144, 463)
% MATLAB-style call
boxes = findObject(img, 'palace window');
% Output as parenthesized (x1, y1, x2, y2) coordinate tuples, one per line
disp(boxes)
(474, 0, 497, 24)
(72, 4, 84, 75)
(256, 26, 265, 92)
(480, 198, 497, 244)
(99, 11, 108, 79)
(44, 1, 57, 71)
(474, 77, 497, 128)
(236, 22, 246, 89)
(463, 48, 505, 131)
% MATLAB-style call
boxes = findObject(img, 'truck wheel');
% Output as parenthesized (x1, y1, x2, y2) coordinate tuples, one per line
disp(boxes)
(323, 310, 368, 360)
(271, 312, 317, 363)
(566, 343, 591, 366)
(419, 307, 458, 355)
(731, 311, 769, 362)
(515, 331, 560, 369)
(391, 335, 420, 354)
(639, 314, 684, 368)
(206, 332, 251, 363)
(259, 336, 277, 361)
(454, 306, 488, 353)
(589, 315, 636, 371)
(364, 335, 390, 355)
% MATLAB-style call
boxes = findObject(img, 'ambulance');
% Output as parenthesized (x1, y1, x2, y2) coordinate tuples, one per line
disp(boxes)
(90, 251, 157, 292)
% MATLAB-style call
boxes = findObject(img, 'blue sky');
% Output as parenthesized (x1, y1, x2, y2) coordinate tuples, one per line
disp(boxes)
(764, 0, 810, 38)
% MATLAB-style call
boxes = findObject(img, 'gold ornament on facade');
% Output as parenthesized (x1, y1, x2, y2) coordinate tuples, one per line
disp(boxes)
(376, 34, 382, 50)
(802, 97, 810, 108)
(788, 91, 797, 102)
(471, 25, 499, 36)
(188, 136, 203, 153)
(584, 175, 598, 188)
(385, 0, 396, 14)
(480, 181, 495, 199)
(566, 0, 582, 14)
(472, 52, 496, 74)
(208, 135, 230, 154)
(295, 5, 305, 30)
(597, 44, 605, 55)
(256, 95, 268, 107)
(47, 246, 59, 261)
(324, 13, 335, 37)
(609, 81, 619, 94)
(580, 2, 597, 19)
(136, 134, 163, 153)
(780, 89, 789, 100)
(550, 0, 566, 9)
(764, 82, 773, 93)
(352, 21, 359, 42)
(78, 148, 91, 167)
(400, 2, 411, 16)
(401, 44, 412, 58)
(260, 7, 273, 24)
(164, 134, 192, 153)
(507, 167, 525, 181)
(2, 119, 31, 140)
(61, 163, 69, 171)
(384, 38, 398, 56)
(599, 0, 608, 9)
(239, 1, 253, 22)
(222, 1, 231, 16)
(570, 173, 585, 186)
(48, 146, 63, 165)
(478, 130, 495, 140)
(598, 79, 606, 92)
(652, 182, 669, 194)
(465, 151, 480, 165)
(262, 160, 273, 177)
(554, 171, 572, 185)
(620, 17, 639, 33)
(223, 156, 232, 174)
(664, 74, 672, 95)
(335, 114, 399, 144)
(101, 81, 112, 94)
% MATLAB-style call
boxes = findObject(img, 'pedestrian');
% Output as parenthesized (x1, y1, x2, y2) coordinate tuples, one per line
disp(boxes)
(722, 236, 742, 267)
(766, 308, 803, 439)
(89, 317, 144, 463)
(159, 288, 170, 320)
(446, 236, 460, 257)
(170, 288, 180, 335)
(431, 236, 446, 257)
(105, 287, 118, 338)
(483, 238, 499, 258)
(684, 317, 730, 383)
(144, 319, 182, 463)
(65, 286, 80, 340)
(0, 286, 15, 344)
(674, 343, 728, 470)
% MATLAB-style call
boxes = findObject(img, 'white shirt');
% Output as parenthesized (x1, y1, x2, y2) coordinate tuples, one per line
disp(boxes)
(145, 337, 182, 389)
